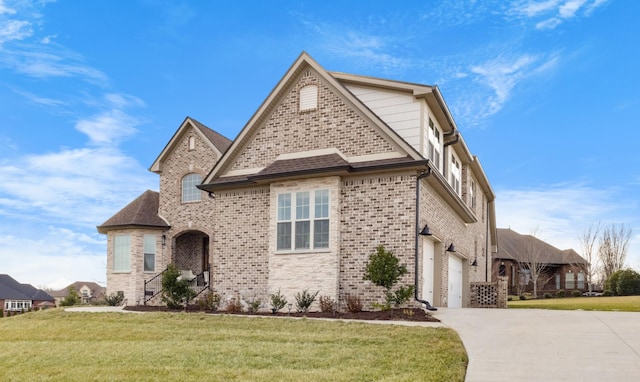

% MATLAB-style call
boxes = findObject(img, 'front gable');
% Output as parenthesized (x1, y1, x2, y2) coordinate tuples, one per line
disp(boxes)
(202, 52, 424, 188)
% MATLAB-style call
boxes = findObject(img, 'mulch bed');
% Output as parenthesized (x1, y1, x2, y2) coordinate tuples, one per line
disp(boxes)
(124, 305, 439, 322)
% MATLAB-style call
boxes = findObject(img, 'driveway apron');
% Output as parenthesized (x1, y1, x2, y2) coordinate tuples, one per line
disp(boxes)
(434, 308, 640, 382)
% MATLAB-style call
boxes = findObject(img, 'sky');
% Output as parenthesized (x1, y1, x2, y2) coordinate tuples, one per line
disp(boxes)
(1, 0, 639, 290)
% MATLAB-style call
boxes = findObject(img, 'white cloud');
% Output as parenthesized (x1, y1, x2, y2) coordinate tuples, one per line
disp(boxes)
(0, 19, 31, 44)
(509, 0, 609, 30)
(75, 109, 140, 146)
(0, 0, 17, 15)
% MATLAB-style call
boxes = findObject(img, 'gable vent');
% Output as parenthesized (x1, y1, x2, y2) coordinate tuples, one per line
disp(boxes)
(299, 84, 318, 112)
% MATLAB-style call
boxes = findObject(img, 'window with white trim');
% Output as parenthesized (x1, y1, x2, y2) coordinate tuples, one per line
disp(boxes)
(5, 300, 31, 311)
(143, 234, 156, 272)
(113, 234, 131, 272)
(427, 118, 442, 170)
(577, 272, 585, 289)
(450, 155, 461, 195)
(181, 173, 202, 202)
(299, 84, 318, 112)
(277, 189, 329, 251)
(470, 179, 476, 210)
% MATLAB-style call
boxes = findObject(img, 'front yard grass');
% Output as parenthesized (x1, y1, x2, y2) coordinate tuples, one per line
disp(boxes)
(508, 295, 640, 312)
(0, 309, 466, 381)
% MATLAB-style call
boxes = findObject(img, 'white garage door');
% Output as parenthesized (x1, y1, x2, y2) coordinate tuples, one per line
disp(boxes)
(448, 255, 463, 308)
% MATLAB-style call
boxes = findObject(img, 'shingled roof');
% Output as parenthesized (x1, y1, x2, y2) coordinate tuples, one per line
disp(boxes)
(190, 117, 233, 154)
(0, 274, 55, 302)
(495, 228, 588, 265)
(97, 190, 169, 234)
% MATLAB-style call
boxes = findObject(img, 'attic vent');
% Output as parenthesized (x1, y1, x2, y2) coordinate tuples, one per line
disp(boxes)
(188, 136, 195, 151)
(299, 84, 318, 112)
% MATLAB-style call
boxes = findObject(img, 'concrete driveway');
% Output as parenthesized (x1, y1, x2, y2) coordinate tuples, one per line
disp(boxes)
(433, 308, 640, 382)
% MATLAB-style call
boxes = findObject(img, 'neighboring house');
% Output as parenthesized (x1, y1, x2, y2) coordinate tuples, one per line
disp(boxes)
(51, 282, 106, 305)
(493, 228, 589, 296)
(98, 52, 497, 309)
(0, 274, 56, 312)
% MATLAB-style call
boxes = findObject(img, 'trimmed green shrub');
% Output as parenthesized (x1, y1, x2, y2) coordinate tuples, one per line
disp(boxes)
(603, 290, 614, 296)
(105, 292, 125, 306)
(571, 290, 582, 297)
(544, 293, 553, 299)
(363, 245, 415, 310)
(605, 270, 623, 296)
(519, 294, 526, 301)
(161, 264, 196, 309)
(556, 290, 565, 298)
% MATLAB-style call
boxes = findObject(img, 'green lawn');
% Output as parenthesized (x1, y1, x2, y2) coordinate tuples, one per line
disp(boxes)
(508, 295, 640, 312)
(0, 309, 466, 381)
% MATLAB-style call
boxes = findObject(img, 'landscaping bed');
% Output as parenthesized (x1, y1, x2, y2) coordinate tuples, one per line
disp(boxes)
(124, 305, 440, 322)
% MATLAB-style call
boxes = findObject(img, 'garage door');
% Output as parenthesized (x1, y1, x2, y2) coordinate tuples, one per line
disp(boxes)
(448, 255, 463, 308)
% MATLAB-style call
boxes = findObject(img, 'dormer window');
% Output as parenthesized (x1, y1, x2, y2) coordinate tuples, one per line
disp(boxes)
(299, 84, 318, 112)
(181, 173, 202, 203)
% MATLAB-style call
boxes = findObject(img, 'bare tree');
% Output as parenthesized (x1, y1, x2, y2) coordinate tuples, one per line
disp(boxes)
(579, 223, 601, 293)
(519, 229, 551, 298)
(599, 223, 632, 283)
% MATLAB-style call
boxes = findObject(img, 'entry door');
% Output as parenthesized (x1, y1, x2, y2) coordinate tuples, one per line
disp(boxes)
(422, 240, 435, 304)
(448, 255, 463, 308)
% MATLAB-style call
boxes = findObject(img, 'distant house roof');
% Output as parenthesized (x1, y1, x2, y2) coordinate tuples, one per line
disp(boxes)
(494, 228, 588, 265)
(51, 281, 106, 299)
(0, 274, 55, 302)
(97, 190, 170, 234)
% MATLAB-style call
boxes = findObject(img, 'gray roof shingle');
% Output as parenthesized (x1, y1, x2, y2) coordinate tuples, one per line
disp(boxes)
(495, 228, 588, 265)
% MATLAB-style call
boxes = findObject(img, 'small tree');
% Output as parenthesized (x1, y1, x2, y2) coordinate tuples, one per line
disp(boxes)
(363, 245, 415, 311)
(161, 264, 196, 309)
(60, 286, 80, 307)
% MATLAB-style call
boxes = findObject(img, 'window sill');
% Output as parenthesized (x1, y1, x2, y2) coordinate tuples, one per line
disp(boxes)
(274, 248, 332, 255)
(112, 271, 131, 274)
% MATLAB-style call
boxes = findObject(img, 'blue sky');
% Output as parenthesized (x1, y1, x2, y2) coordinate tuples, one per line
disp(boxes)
(1, 0, 638, 289)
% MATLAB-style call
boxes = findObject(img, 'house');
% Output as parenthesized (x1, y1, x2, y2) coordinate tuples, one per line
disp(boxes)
(98, 52, 497, 310)
(0, 274, 56, 313)
(493, 228, 589, 296)
(50, 282, 106, 305)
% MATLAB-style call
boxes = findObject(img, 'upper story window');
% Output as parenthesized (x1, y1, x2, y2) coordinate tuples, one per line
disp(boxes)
(450, 155, 461, 196)
(181, 173, 202, 203)
(113, 234, 131, 272)
(277, 189, 329, 251)
(470, 179, 476, 210)
(299, 84, 318, 112)
(427, 118, 442, 171)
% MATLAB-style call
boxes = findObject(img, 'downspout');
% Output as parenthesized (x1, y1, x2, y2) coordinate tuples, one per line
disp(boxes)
(486, 201, 490, 282)
(415, 167, 437, 311)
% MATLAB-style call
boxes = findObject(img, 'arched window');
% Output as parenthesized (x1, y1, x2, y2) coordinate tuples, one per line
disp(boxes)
(299, 84, 318, 112)
(182, 173, 202, 202)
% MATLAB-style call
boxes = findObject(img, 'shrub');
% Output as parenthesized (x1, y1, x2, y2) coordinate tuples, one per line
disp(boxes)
(544, 293, 552, 299)
(319, 295, 336, 313)
(571, 290, 582, 297)
(270, 289, 287, 313)
(345, 294, 363, 313)
(295, 289, 319, 313)
(519, 294, 526, 301)
(105, 292, 125, 306)
(363, 245, 415, 310)
(242, 293, 262, 313)
(605, 270, 623, 296)
(197, 291, 221, 312)
(602, 290, 614, 297)
(556, 290, 565, 298)
(225, 297, 243, 313)
(0, 309, 3, 318)
(161, 264, 196, 309)
(615, 269, 640, 296)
